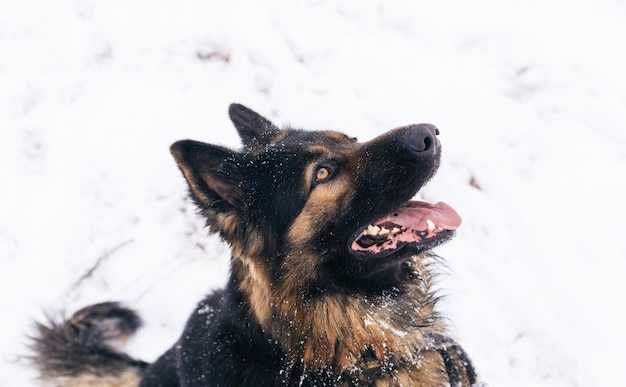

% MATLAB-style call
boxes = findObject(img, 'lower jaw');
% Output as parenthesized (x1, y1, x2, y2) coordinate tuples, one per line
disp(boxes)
(348, 229, 455, 261)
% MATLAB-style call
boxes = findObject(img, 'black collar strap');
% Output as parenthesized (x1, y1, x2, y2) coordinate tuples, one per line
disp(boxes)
(356, 334, 478, 386)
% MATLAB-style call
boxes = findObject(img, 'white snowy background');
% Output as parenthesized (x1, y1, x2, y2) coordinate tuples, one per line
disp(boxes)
(1, 0, 625, 385)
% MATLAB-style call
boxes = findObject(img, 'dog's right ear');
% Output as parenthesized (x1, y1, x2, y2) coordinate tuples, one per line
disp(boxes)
(170, 140, 243, 209)
(229, 103, 281, 147)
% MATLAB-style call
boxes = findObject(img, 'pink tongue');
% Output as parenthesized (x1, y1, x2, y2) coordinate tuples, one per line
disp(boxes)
(374, 201, 462, 231)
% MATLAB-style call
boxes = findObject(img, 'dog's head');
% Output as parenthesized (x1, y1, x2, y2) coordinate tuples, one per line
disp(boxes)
(171, 104, 460, 294)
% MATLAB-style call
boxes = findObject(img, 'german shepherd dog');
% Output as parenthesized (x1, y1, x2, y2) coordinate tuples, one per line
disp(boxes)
(31, 104, 478, 386)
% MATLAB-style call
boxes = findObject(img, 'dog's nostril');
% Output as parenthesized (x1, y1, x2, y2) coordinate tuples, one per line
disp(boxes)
(407, 124, 438, 154)
(423, 136, 432, 151)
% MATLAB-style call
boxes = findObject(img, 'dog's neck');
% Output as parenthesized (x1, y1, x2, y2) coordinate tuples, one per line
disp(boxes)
(234, 253, 448, 374)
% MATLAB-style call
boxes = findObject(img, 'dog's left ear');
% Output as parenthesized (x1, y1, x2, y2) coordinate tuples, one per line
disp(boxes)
(229, 103, 281, 147)
(170, 140, 243, 208)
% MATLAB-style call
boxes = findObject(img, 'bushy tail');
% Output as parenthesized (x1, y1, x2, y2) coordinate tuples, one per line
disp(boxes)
(30, 302, 148, 387)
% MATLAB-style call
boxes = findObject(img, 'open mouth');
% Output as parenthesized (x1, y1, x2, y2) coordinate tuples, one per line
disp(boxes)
(350, 201, 462, 259)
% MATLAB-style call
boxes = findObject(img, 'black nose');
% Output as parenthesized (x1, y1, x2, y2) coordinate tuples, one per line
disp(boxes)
(406, 124, 439, 155)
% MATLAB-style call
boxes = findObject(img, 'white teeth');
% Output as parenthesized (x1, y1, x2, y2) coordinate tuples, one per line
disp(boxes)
(360, 220, 439, 239)
(363, 225, 380, 236)
(362, 225, 392, 237)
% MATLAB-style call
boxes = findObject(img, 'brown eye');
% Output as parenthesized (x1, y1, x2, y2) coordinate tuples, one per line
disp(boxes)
(312, 161, 339, 187)
(316, 167, 331, 181)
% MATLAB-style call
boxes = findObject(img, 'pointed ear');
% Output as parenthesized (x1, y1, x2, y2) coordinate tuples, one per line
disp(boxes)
(229, 103, 281, 147)
(170, 140, 243, 208)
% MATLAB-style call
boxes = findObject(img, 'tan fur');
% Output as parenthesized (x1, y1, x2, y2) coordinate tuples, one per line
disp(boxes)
(214, 212, 239, 243)
(253, 251, 451, 384)
(287, 173, 354, 248)
(228, 223, 274, 327)
(233, 255, 273, 327)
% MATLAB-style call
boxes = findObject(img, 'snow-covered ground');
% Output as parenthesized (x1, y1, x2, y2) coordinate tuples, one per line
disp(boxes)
(2, 0, 625, 385)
